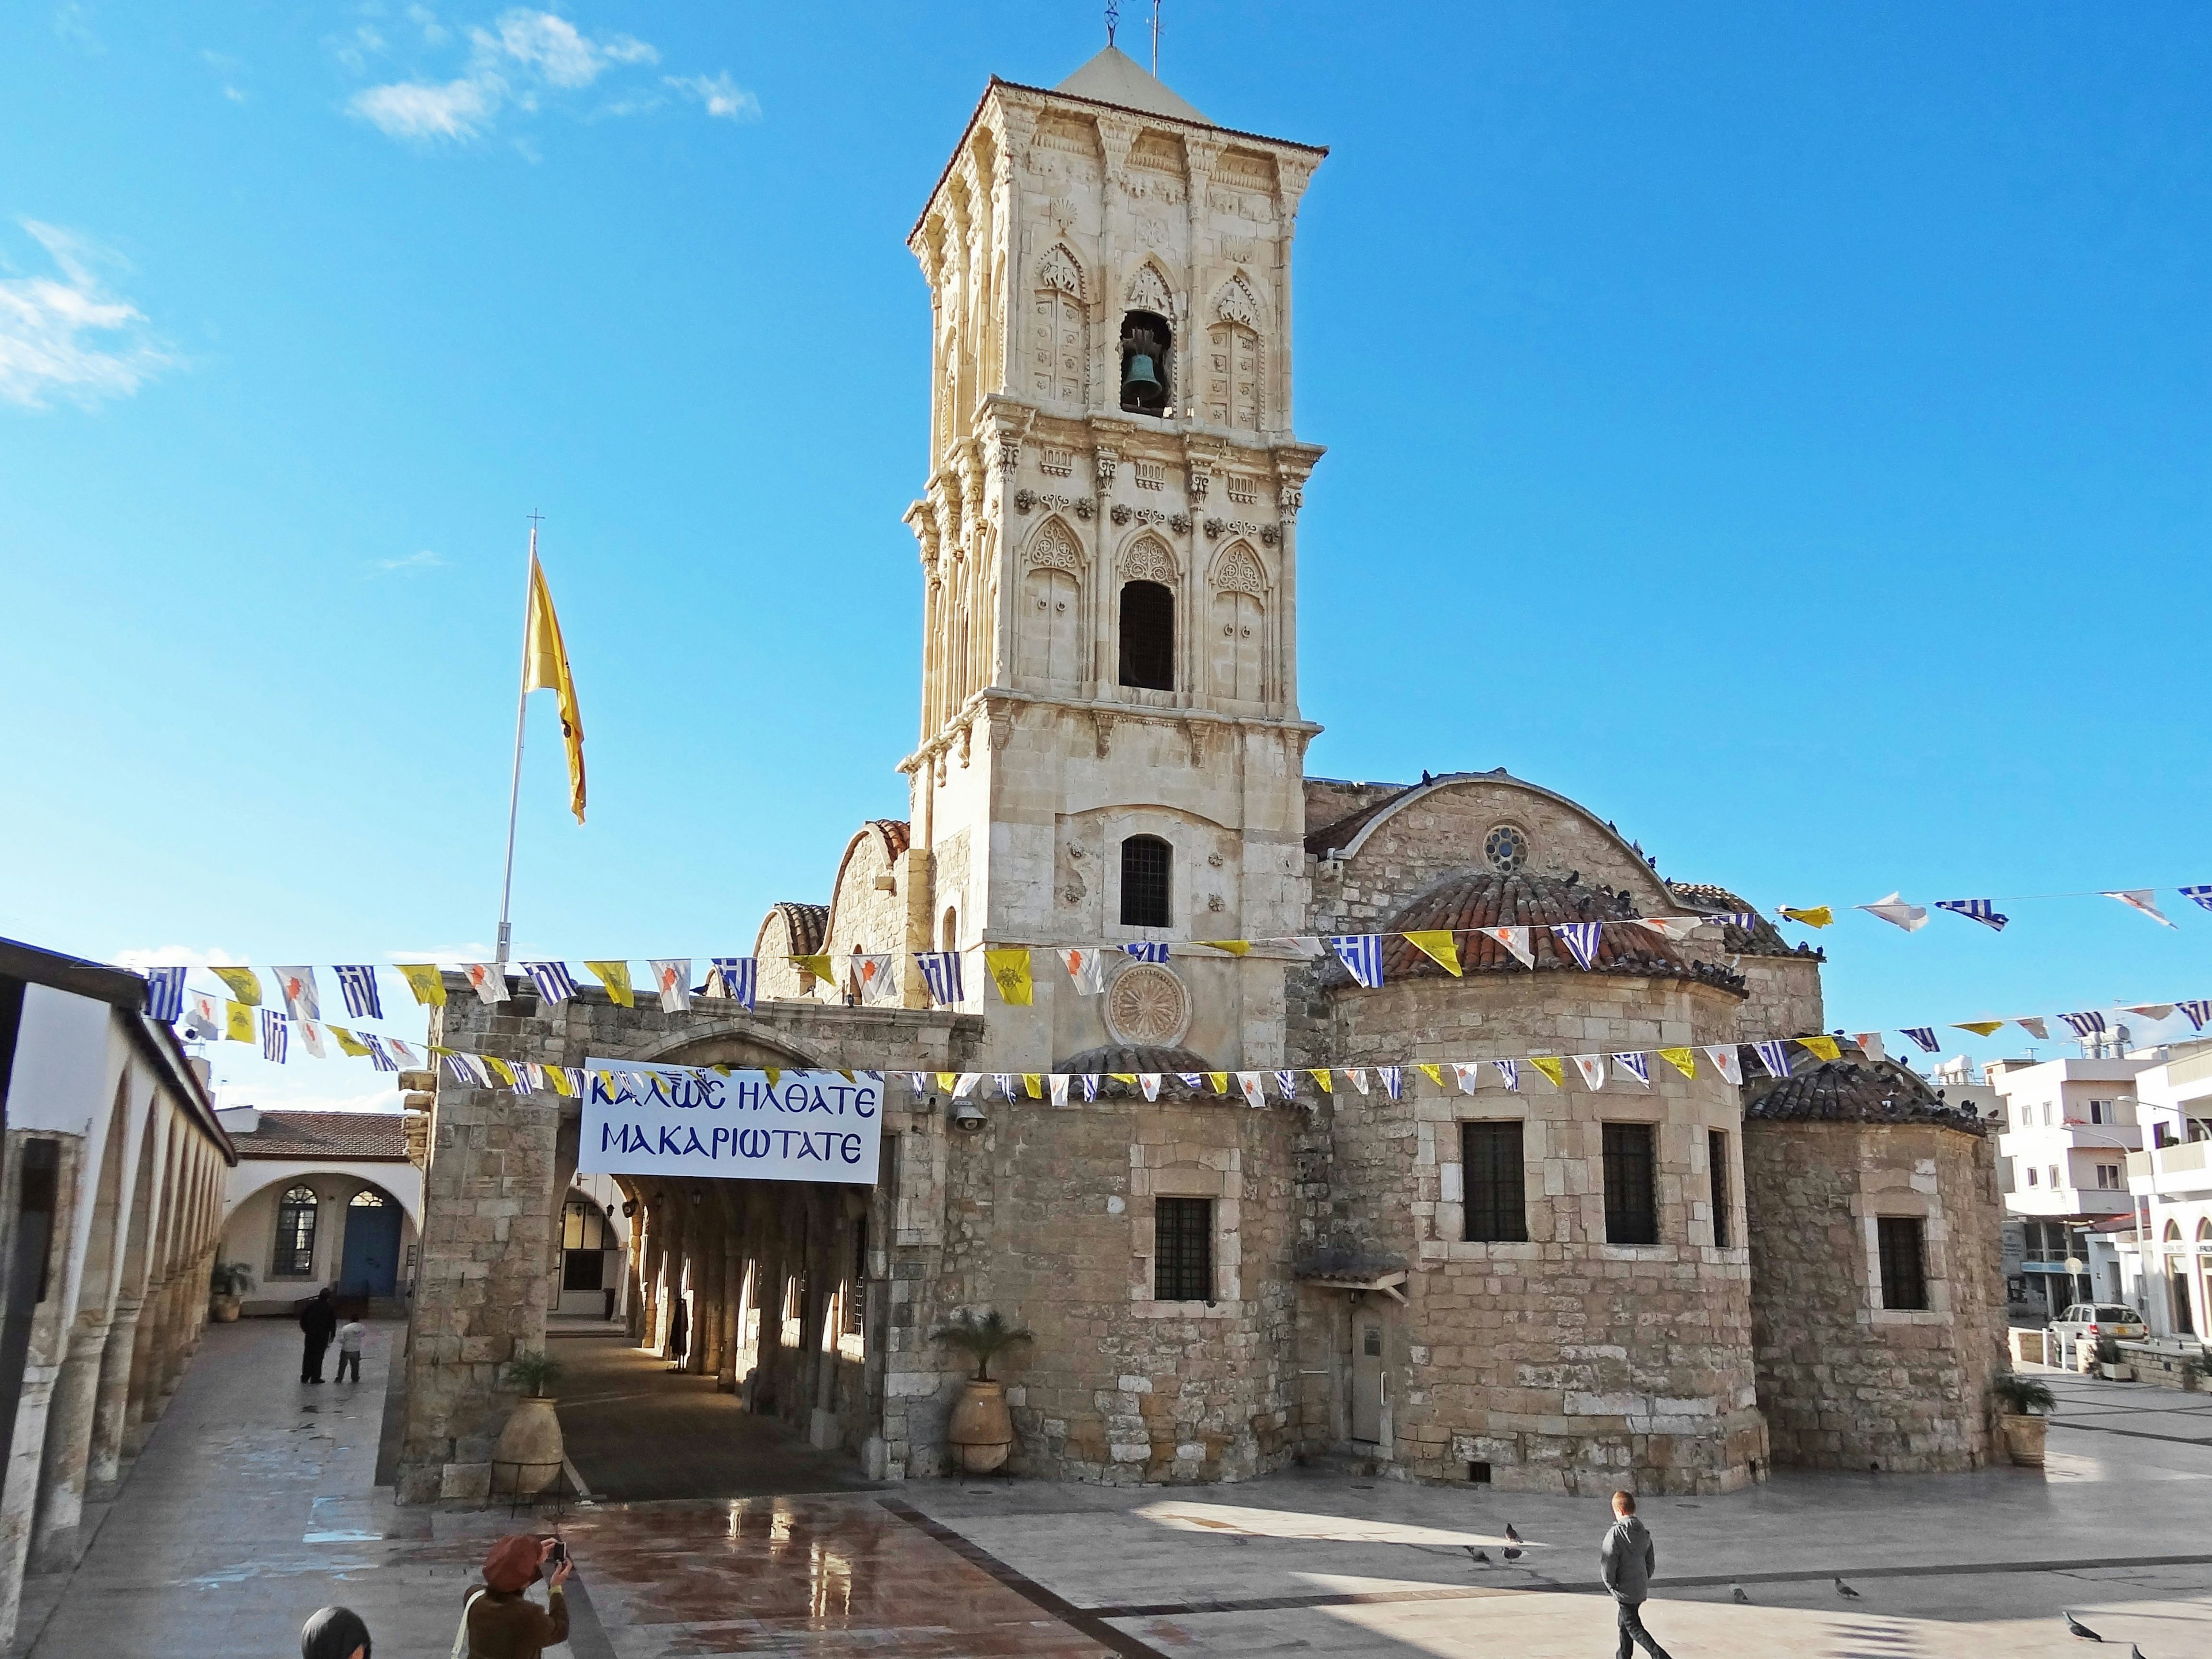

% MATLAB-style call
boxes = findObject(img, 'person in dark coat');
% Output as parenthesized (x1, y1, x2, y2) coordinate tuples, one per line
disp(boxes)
(1599, 1490, 1673, 1659)
(665, 1295, 688, 1372)
(299, 1287, 338, 1384)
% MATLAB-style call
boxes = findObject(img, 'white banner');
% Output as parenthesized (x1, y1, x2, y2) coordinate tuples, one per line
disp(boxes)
(578, 1060, 883, 1184)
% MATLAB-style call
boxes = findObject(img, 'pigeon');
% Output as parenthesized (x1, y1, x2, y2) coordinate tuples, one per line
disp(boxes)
(1505, 1522, 1522, 1544)
(1731, 1584, 1749, 1604)
(1835, 1576, 1861, 1599)
(1467, 1548, 1491, 1566)
(1502, 1547, 1521, 1562)
(2062, 1611, 2102, 1641)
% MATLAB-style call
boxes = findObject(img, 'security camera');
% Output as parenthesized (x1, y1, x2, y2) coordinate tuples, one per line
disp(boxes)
(951, 1100, 986, 1132)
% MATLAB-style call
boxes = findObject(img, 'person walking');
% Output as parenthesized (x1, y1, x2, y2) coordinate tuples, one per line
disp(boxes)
(1600, 1490, 1673, 1659)
(299, 1288, 338, 1384)
(666, 1294, 688, 1372)
(459, 1534, 571, 1658)
(300, 1604, 371, 1659)
(334, 1316, 367, 1383)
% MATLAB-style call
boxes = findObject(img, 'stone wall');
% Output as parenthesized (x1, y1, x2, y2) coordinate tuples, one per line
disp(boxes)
(1744, 1119, 2007, 1472)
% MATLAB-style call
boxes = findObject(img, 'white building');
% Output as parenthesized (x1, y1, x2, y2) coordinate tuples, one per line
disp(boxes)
(2115, 1046, 2212, 1343)
(214, 1109, 421, 1315)
(1988, 1056, 2149, 1318)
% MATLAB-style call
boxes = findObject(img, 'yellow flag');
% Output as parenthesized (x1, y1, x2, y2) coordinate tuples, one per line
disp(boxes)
(329, 1025, 371, 1058)
(1657, 1046, 1696, 1079)
(223, 999, 255, 1043)
(1799, 1035, 1841, 1062)
(1109, 1073, 1138, 1084)
(1417, 1063, 1444, 1088)
(484, 1056, 518, 1087)
(396, 964, 446, 1007)
(586, 961, 635, 1006)
(1779, 906, 1834, 929)
(1529, 1055, 1566, 1089)
(1954, 1020, 2004, 1037)
(936, 1072, 956, 1093)
(789, 953, 834, 986)
(985, 948, 1034, 1006)
(1199, 940, 1252, 956)
(764, 1067, 782, 1086)
(211, 966, 262, 1005)
(1209, 1071, 1229, 1094)
(546, 1066, 574, 1097)
(1403, 930, 1461, 976)
(1023, 1074, 1042, 1099)
(1309, 1068, 1334, 1094)
(524, 552, 586, 824)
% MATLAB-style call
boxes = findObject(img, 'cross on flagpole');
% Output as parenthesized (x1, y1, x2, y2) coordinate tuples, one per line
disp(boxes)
(495, 510, 543, 966)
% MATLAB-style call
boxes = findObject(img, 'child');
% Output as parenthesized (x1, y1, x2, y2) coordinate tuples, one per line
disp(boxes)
(334, 1317, 366, 1384)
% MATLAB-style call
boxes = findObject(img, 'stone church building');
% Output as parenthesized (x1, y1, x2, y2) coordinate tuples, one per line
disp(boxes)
(396, 46, 2005, 1503)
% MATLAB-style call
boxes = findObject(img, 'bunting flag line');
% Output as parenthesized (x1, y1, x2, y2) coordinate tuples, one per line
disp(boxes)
(1571, 1054, 1607, 1091)
(916, 950, 964, 1008)
(2058, 1010, 2108, 1040)
(707, 957, 757, 1010)
(1309, 1068, 1334, 1094)
(1060, 947, 1105, 995)
(1403, 930, 1461, 976)
(211, 966, 262, 1005)
(335, 965, 384, 1021)
(1494, 1058, 1520, 1092)
(224, 998, 255, 1044)
(397, 964, 446, 1007)
(2179, 1000, 2212, 1032)
(1330, 934, 1385, 988)
(525, 960, 580, 1006)
(789, 953, 835, 984)
(650, 959, 692, 1014)
(1380, 1065, 1403, 1100)
(143, 967, 185, 1024)
(1276, 1070, 1300, 1101)
(1202, 940, 1252, 957)
(2105, 891, 2176, 928)
(1049, 1073, 1070, 1107)
(1753, 1040, 1790, 1079)
(296, 1018, 327, 1060)
(586, 961, 635, 1007)
(1858, 893, 1928, 932)
(1614, 1051, 1650, 1088)
(273, 967, 320, 1022)
(2016, 1017, 2048, 1040)
(1552, 922, 1603, 971)
(2184, 886, 2212, 914)
(1953, 1020, 2005, 1037)
(853, 953, 899, 1005)
(1934, 899, 2009, 932)
(1658, 1047, 1696, 1080)
(1704, 1044, 1744, 1086)
(1139, 1073, 1161, 1101)
(1122, 942, 1170, 964)
(1777, 906, 1834, 929)
(1853, 1032, 1885, 1062)
(259, 1007, 288, 1063)
(464, 963, 507, 1005)
(1238, 1070, 1267, 1107)
(1901, 1027, 1940, 1052)
(985, 948, 1034, 1006)
(1483, 926, 1535, 968)
(1705, 912, 1758, 929)
(185, 990, 221, 1039)
(1630, 916, 1708, 942)
(1529, 1056, 1566, 1089)
(1799, 1035, 1841, 1062)
(330, 1025, 370, 1058)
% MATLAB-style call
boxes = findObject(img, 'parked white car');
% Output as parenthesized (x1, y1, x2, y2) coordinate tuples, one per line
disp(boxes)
(2048, 1302, 2148, 1366)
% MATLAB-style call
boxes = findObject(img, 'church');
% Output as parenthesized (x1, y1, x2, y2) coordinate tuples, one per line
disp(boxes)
(395, 45, 2006, 1503)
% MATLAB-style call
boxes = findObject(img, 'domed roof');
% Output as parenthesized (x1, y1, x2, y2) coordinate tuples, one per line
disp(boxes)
(1745, 1058, 1987, 1132)
(1056, 1044, 1214, 1077)
(1354, 872, 1744, 991)
(1664, 881, 1818, 960)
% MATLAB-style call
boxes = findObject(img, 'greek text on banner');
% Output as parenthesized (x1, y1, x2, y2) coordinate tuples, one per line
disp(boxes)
(578, 1060, 882, 1185)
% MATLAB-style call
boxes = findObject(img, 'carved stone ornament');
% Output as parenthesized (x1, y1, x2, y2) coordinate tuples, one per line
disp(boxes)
(1120, 536, 1178, 585)
(1093, 446, 1119, 486)
(1205, 517, 1278, 547)
(1037, 243, 1085, 298)
(1110, 503, 1131, 526)
(1025, 520, 1082, 571)
(1104, 962, 1191, 1047)
(1014, 488, 1037, 514)
(1212, 544, 1267, 596)
(1214, 272, 1263, 330)
(1125, 263, 1175, 320)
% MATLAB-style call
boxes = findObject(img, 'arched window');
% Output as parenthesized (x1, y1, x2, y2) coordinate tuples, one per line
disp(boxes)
(941, 906, 959, 952)
(349, 1189, 385, 1208)
(563, 1195, 613, 1291)
(1122, 835, 1172, 927)
(1119, 310, 1172, 415)
(1119, 581, 1175, 690)
(273, 1185, 318, 1278)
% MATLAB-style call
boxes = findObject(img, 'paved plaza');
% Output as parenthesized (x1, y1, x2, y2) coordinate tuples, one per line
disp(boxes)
(17, 1318, 2210, 1657)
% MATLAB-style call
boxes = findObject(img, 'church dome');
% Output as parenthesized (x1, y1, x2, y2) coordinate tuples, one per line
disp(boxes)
(1361, 871, 1744, 988)
(1744, 1058, 1987, 1131)
(1056, 1043, 1215, 1077)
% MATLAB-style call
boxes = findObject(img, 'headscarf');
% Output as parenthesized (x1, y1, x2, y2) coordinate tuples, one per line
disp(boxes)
(482, 1533, 546, 1593)
(301, 1604, 371, 1659)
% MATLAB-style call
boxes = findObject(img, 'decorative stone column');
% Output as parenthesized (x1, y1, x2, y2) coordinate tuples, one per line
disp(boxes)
(29, 1321, 111, 1571)
(85, 1297, 141, 1493)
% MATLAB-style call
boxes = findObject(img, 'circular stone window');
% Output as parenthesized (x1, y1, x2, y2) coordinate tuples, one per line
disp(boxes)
(1104, 963, 1192, 1047)
(1483, 823, 1530, 873)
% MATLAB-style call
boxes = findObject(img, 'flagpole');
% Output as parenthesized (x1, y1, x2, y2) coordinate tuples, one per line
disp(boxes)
(495, 512, 541, 967)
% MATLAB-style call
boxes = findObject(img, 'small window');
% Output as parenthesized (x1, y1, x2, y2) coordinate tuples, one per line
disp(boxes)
(349, 1188, 385, 1208)
(1460, 1121, 1527, 1243)
(1154, 1196, 1214, 1301)
(1601, 1123, 1658, 1245)
(2089, 1100, 2111, 1125)
(2049, 1165, 2062, 1190)
(2026, 1166, 2039, 1187)
(273, 1185, 319, 1278)
(844, 1218, 868, 1338)
(1708, 1129, 1732, 1249)
(1877, 1217, 1929, 1310)
(1118, 581, 1176, 690)
(562, 1247, 605, 1291)
(2096, 1164, 2121, 1190)
(1121, 835, 1172, 927)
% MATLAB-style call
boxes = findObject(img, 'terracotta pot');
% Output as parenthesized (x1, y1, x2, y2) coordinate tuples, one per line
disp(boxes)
(2001, 1412, 2047, 1468)
(210, 1296, 241, 1323)
(493, 1396, 565, 1496)
(946, 1380, 1013, 1475)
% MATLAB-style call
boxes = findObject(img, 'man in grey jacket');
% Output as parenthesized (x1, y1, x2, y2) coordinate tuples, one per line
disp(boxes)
(1599, 1491, 1673, 1659)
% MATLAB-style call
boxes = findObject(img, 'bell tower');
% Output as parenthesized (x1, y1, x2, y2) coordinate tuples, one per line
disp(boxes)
(901, 46, 1325, 1069)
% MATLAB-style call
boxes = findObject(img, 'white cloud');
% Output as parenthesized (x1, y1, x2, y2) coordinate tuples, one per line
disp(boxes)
(0, 221, 175, 411)
(112, 944, 245, 971)
(666, 71, 759, 123)
(476, 9, 654, 89)
(350, 74, 501, 141)
(407, 5, 450, 47)
(376, 548, 445, 573)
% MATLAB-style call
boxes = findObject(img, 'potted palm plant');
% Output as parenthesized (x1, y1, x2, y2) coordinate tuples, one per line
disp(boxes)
(209, 1260, 254, 1321)
(1991, 1372, 2056, 1467)
(492, 1350, 565, 1497)
(932, 1309, 1032, 1474)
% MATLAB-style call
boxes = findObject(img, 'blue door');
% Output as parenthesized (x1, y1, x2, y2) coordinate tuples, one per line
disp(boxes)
(339, 1199, 402, 1297)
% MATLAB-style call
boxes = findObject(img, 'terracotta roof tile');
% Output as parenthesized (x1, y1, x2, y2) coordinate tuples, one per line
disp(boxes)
(869, 819, 912, 859)
(233, 1110, 410, 1160)
(1664, 881, 1813, 959)
(1744, 1059, 1987, 1132)
(771, 903, 830, 955)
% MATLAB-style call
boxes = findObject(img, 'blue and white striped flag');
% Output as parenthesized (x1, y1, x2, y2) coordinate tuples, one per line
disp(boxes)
(1122, 942, 1171, 964)
(995, 1073, 1017, 1100)
(1933, 899, 2009, 932)
(1082, 1074, 1099, 1101)
(1900, 1027, 1940, 1052)
(259, 1008, 288, 1063)
(1275, 1070, 1298, 1101)
(1329, 935, 1384, 988)
(524, 960, 581, 1006)
(916, 950, 965, 1007)
(363, 1035, 399, 1073)
(1379, 1065, 1403, 1100)
(1552, 922, 1604, 970)
(334, 965, 384, 1021)
(1753, 1040, 1791, 1079)
(907, 1073, 929, 1094)
(1179, 1073, 1205, 1091)
(1614, 1051, 1651, 1088)
(142, 966, 186, 1024)
(2177, 999, 2212, 1032)
(2058, 1010, 2108, 1040)
(708, 956, 758, 1010)
(2181, 885, 2212, 914)
(1494, 1058, 1520, 1093)
(1706, 911, 1756, 930)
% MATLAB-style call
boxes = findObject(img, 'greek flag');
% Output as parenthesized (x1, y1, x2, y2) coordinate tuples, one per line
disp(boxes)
(142, 966, 186, 1024)
(524, 961, 581, 1006)
(1178, 1073, 1205, 1090)
(995, 1073, 1016, 1100)
(442, 1053, 473, 1084)
(1082, 1074, 1099, 1101)
(916, 950, 965, 1007)
(1329, 935, 1384, 988)
(1494, 1058, 1520, 1093)
(259, 1009, 288, 1063)
(2177, 999, 2212, 1032)
(1122, 942, 1171, 964)
(2182, 885, 2212, 913)
(907, 1073, 929, 1094)
(1900, 1027, 1940, 1052)
(334, 965, 384, 1021)
(2058, 1010, 2108, 1040)
(1552, 922, 1604, 971)
(1706, 911, 1756, 930)
(1614, 1051, 1651, 1088)
(1379, 1065, 1403, 1100)
(708, 956, 758, 1010)
(1275, 1070, 1298, 1100)
(1753, 1040, 1791, 1079)
(1933, 899, 2009, 931)
(363, 1035, 398, 1073)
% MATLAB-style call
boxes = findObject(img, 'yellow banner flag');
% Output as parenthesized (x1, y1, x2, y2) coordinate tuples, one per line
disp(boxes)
(1779, 906, 1834, 929)
(1798, 1035, 1841, 1062)
(1109, 1073, 1137, 1084)
(329, 1026, 371, 1058)
(1417, 1063, 1444, 1088)
(1657, 1046, 1696, 1079)
(985, 948, 1034, 1006)
(1309, 1068, 1334, 1093)
(1209, 1071, 1229, 1094)
(936, 1072, 956, 1093)
(1954, 1020, 2005, 1037)
(524, 551, 587, 824)
(1199, 940, 1252, 956)
(1023, 1074, 1042, 1099)
(223, 999, 255, 1043)
(484, 1056, 518, 1086)
(789, 953, 834, 986)
(1529, 1056, 1566, 1089)
(546, 1066, 574, 1097)
(764, 1067, 781, 1086)
(586, 961, 635, 1006)
(211, 966, 262, 1005)
(1403, 930, 1461, 976)
(396, 964, 446, 1007)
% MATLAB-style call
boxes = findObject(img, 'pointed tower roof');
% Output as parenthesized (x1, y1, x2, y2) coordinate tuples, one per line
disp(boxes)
(1054, 43, 1209, 124)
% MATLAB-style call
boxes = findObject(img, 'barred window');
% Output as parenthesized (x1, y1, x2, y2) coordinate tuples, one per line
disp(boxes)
(1154, 1197, 1214, 1302)
(1707, 1130, 1732, 1249)
(1460, 1121, 1527, 1242)
(1877, 1217, 1928, 1310)
(1121, 835, 1172, 927)
(1119, 581, 1176, 690)
(1601, 1123, 1658, 1245)
(273, 1185, 318, 1278)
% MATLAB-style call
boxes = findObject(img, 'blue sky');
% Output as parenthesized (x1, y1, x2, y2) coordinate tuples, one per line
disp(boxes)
(3, 2, 2209, 1111)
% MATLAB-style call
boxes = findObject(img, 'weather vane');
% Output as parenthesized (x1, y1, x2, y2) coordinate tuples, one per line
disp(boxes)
(1106, 2, 1118, 46)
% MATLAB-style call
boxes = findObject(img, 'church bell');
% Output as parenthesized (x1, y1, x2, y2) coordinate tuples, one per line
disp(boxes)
(1122, 352, 1162, 401)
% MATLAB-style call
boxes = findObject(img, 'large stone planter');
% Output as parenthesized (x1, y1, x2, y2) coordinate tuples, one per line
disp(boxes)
(946, 1380, 1013, 1474)
(492, 1396, 565, 1496)
(210, 1296, 241, 1323)
(2000, 1412, 2047, 1468)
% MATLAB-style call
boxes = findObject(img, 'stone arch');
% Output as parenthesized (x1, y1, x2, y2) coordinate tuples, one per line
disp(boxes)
(638, 1021, 830, 1070)
(1018, 518, 1085, 687)
(1213, 270, 1264, 329)
(1125, 260, 1177, 321)
(1204, 274, 1265, 430)
(1208, 539, 1268, 596)
(1206, 540, 1270, 703)
(1118, 531, 1179, 585)
(1025, 516, 1086, 571)
(823, 819, 914, 965)
(1037, 241, 1086, 300)
(1032, 244, 1089, 405)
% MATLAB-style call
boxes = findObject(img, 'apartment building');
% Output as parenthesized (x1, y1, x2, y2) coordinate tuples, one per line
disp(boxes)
(1988, 1057, 2149, 1318)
